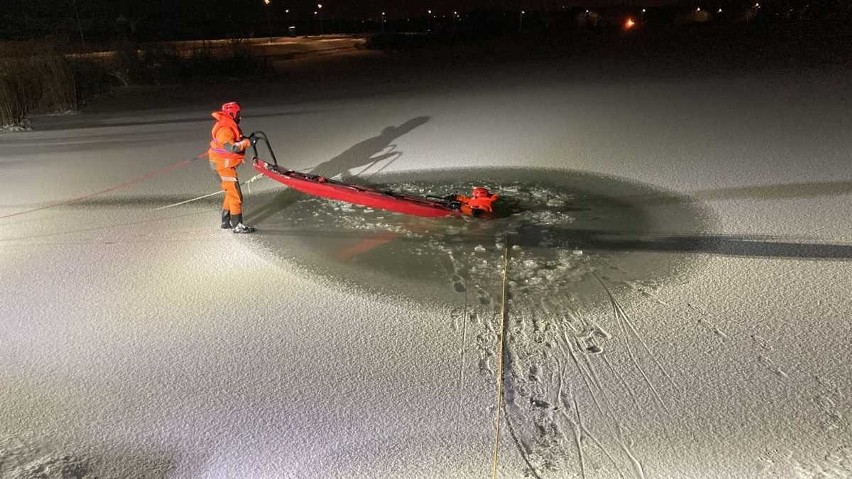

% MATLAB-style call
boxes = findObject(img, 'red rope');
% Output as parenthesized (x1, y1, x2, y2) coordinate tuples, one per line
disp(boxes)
(0, 152, 208, 220)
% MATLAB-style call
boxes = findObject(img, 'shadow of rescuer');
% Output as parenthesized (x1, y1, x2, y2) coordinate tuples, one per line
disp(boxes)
(208, 102, 256, 233)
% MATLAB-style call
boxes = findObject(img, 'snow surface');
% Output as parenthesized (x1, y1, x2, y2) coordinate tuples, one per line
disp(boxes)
(1, 56, 851, 478)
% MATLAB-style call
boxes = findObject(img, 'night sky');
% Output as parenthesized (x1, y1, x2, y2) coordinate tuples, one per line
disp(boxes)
(2, 0, 846, 42)
(12, 0, 684, 20)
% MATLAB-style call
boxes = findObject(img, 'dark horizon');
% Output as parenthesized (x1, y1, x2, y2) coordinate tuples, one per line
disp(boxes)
(3, 0, 849, 43)
(0, 0, 852, 35)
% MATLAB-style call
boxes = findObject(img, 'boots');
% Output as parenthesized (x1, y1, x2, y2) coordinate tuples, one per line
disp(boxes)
(230, 213, 255, 234)
(220, 209, 231, 229)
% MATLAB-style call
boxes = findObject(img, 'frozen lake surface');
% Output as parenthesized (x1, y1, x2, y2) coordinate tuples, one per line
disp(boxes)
(1, 54, 850, 478)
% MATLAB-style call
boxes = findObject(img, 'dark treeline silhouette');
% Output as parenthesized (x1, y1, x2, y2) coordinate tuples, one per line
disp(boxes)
(2, 0, 851, 44)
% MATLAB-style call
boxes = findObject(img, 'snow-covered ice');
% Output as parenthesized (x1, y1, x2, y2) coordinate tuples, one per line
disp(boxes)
(1, 57, 850, 478)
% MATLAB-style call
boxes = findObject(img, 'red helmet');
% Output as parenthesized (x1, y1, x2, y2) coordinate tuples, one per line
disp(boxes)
(472, 187, 492, 198)
(221, 102, 241, 120)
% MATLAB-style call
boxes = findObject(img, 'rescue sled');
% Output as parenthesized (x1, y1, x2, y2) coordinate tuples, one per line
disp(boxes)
(249, 131, 497, 218)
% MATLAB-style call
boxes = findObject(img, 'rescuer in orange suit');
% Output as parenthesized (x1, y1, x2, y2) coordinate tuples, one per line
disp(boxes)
(208, 101, 255, 233)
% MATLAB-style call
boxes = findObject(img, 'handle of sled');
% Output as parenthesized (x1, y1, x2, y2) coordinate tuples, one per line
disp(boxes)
(425, 194, 462, 210)
(249, 131, 278, 166)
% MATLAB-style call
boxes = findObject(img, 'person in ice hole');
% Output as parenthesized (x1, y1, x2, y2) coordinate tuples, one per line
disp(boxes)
(208, 101, 256, 233)
(452, 187, 498, 217)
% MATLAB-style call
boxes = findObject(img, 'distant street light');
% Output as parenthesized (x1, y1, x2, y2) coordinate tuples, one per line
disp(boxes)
(453, 10, 458, 32)
(381, 12, 386, 32)
(284, 8, 291, 36)
(519, 10, 525, 32)
(318, 4, 324, 35)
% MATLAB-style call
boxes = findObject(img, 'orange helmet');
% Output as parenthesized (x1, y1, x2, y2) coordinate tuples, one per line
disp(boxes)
(472, 187, 492, 198)
(221, 102, 241, 120)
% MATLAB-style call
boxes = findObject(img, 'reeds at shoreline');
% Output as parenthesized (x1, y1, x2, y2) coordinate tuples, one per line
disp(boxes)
(0, 44, 76, 127)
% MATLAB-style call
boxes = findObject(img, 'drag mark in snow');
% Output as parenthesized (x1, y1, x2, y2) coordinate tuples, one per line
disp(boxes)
(563, 307, 641, 407)
(756, 355, 789, 379)
(599, 275, 682, 393)
(562, 329, 646, 479)
(601, 351, 641, 408)
(562, 329, 607, 420)
(556, 359, 629, 479)
(568, 395, 631, 479)
(580, 343, 605, 392)
(623, 281, 670, 306)
(594, 274, 673, 416)
(750, 334, 774, 353)
(686, 302, 729, 341)
(751, 335, 789, 380)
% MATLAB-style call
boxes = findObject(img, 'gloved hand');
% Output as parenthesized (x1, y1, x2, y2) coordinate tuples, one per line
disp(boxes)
(235, 138, 251, 150)
(442, 194, 461, 210)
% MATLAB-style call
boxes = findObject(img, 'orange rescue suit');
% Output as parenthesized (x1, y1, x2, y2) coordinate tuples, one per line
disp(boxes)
(455, 192, 498, 217)
(208, 112, 251, 215)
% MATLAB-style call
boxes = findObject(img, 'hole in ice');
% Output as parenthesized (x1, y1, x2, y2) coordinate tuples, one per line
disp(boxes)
(249, 167, 710, 303)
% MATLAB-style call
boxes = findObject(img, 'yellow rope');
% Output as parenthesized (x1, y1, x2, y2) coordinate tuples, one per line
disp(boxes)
(491, 239, 511, 479)
(154, 173, 266, 211)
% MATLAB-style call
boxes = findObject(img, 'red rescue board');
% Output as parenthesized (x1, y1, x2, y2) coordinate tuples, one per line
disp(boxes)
(253, 159, 458, 218)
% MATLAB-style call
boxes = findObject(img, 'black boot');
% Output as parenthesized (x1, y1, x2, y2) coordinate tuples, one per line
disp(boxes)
(220, 209, 231, 229)
(231, 213, 255, 234)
